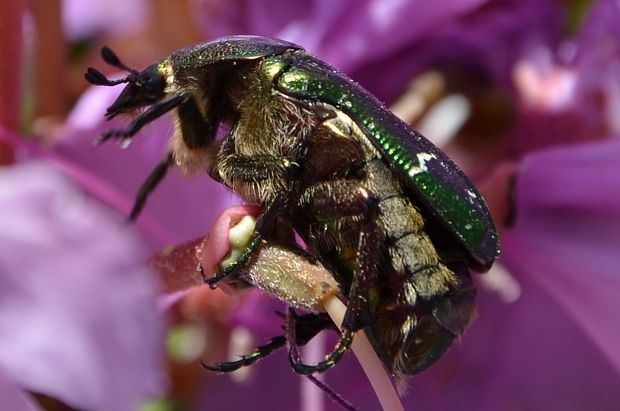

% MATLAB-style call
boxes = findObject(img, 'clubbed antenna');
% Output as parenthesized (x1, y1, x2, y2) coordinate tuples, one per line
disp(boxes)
(84, 67, 129, 86)
(84, 46, 138, 87)
(100, 46, 139, 75)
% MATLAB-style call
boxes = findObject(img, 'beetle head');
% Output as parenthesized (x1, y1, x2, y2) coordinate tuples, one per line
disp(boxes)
(85, 46, 167, 119)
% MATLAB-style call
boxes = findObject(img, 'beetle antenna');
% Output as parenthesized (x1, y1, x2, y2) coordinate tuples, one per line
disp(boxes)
(84, 67, 131, 87)
(84, 46, 140, 87)
(101, 46, 139, 75)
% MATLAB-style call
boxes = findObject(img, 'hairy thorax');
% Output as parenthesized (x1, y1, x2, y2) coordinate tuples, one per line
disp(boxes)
(215, 87, 318, 205)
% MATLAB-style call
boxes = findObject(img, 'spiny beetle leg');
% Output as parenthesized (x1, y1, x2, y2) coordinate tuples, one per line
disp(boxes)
(129, 152, 173, 221)
(306, 374, 358, 411)
(202, 312, 335, 373)
(288, 189, 380, 374)
(206, 235, 261, 289)
(288, 309, 355, 375)
(202, 336, 286, 373)
(95, 94, 188, 146)
(286, 311, 358, 410)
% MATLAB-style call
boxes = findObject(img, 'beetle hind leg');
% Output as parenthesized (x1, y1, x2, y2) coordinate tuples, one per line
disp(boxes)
(288, 311, 355, 375)
(288, 184, 381, 374)
(202, 312, 335, 373)
(202, 336, 287, 373)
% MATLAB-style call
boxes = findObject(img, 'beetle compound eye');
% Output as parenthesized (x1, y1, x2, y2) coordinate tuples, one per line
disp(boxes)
(139, 73, 165, 100)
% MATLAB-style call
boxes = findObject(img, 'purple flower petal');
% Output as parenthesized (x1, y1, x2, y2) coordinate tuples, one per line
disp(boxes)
(402, 138, 620, 410)
(0, 370, 41, 411)
(509, 1, 620, 155)
(193, 0, 564, 102)
(276, 0, 488, 71)
(62, 0, 147, 40)
(502, 138, 620, 374)
(0, 162, 165, 410)
(573, 0, 620, 135)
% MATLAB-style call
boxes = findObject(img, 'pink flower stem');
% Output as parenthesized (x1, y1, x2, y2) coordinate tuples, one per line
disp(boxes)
(323, 296, 406, 411)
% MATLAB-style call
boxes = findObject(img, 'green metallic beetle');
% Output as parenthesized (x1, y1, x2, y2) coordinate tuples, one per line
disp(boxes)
(86, 35, 499, 380)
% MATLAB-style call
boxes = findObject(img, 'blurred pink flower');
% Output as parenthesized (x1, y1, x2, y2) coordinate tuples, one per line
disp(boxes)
(62, 0, 147, 40)
(55, 86, 238, 251)
(478, 138, 620, 409)
(0, 369, 40, 411)
(0, 158, 166, 410)
(511, 0, 620, 156)
(194, 0, 564, 101)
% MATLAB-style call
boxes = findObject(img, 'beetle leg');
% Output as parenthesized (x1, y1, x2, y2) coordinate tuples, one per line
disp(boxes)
(211, 127, 303, 196)
(217, 154, 296, 183)
(202, 336, 287, 372)
(206, 196, 286, 287)
(175, 97, 218, 150)
(214, 154, 299, 200)
(95, 93, 188, 145)
(287, 229, 375, 374)
(206, 235, 261, 289)
(202, 312, 335, 372)
(305, 374, 358, 411)
(298, 180, 375, 224)
(286, 309, 358, 411)
(129, 152, 173, 221)
(289, 183, 380, 374)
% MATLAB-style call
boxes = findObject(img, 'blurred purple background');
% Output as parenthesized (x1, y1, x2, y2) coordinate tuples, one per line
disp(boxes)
(1, 1, 620, 410)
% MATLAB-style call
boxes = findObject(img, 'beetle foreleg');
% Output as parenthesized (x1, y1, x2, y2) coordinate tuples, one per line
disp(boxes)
(129, 152, 173, 221)
(215, 154, 299, 204)
(206, 197, 286, 288)
(95, 93, 188, 145)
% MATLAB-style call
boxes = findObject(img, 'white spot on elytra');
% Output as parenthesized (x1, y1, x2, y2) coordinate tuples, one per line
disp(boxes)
(407, 152, 436, 177)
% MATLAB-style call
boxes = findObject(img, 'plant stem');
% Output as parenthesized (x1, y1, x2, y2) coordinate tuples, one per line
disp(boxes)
(323, 296, 406, 411)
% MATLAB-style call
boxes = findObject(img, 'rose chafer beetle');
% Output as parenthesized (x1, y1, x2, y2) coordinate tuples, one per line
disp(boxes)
(86, 35, 499, 381)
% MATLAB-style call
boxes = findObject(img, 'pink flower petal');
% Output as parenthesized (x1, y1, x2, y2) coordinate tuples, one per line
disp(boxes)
(199, 205, 262, 276)
(0, 162, 165, 410)
(55, 93, 239, 249)
(502, 138, 620, 373)
(62, 0, 147, 40)
(0, 370, 41, 411)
